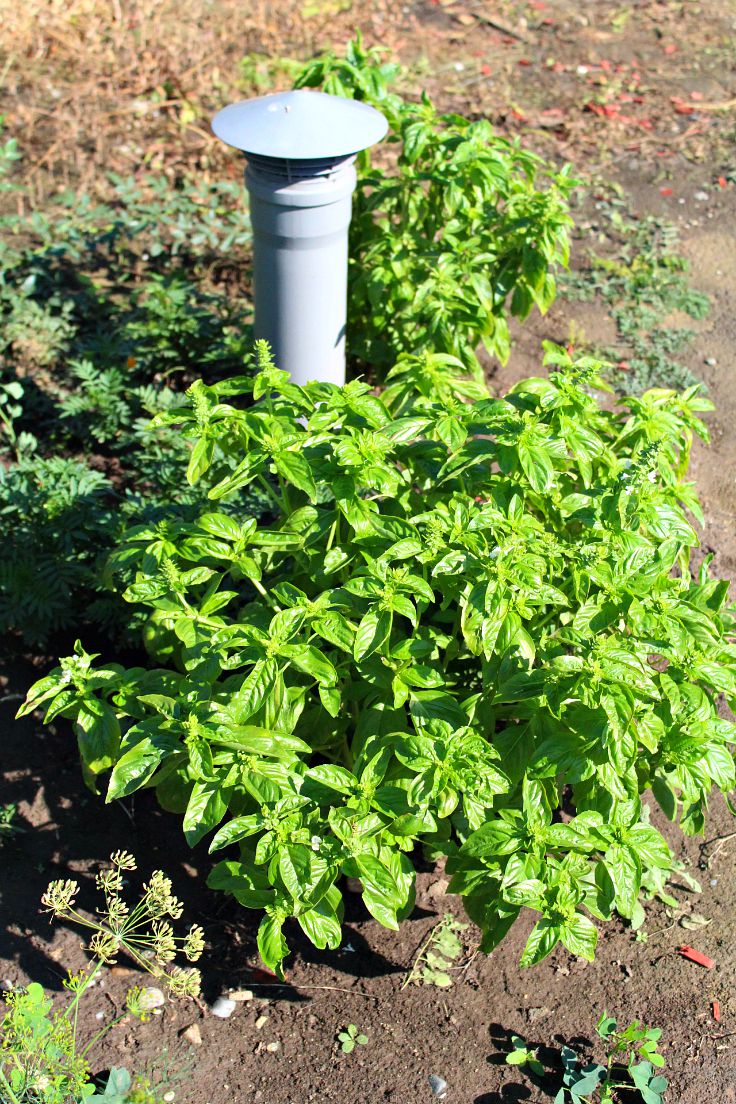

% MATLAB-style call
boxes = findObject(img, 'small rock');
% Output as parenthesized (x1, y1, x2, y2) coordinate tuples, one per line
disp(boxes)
(210, 997, 237, 1020)
(255, 1014, 270, 1030)
(429, 1074, 448, 1099)
(139, 987, 166, 1010)
(710, 878, 718, 887)
(427, 879, 449, 901)
(163, 1093, 175, 1103)
(229, 989, 254, 1002)
(95, 1012, 105, 1021)
(705, 357, 717, 366)
(526, 1006, 551, 1023)
(180, 1023, 202, 1046)
(694, 190, 709, 201)
(265, 1041, 280, 1053)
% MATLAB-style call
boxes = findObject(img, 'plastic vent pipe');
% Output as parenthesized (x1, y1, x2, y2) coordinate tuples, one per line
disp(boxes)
(212, 90, 388, 386)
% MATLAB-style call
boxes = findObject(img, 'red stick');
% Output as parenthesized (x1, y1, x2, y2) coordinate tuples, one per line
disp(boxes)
(713, 1001, 721, 1022)
(679, 945, 715, 969)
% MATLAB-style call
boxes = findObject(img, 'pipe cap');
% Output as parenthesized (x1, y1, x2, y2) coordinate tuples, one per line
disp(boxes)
(212, 89, 388, 160)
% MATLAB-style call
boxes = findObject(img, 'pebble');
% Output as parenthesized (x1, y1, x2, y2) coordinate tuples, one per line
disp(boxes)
(429, 1075, 448, 1099)
(95, 1012, 105, 1021)
(427, 879, 449, 901)
(229, 989, 254, 1002)
(710, 878, 718, 887)
(705, 357, 717, 366)
(265, 1041, 280, 1053)
(210, 997, 237, 1020)
(180, 1023, 203, 1046)
(139, 987, 166, 1010)
(163, 1094, 175, 1102)
(694, 190, 709, 201)
(255, 1014, 270, 1030)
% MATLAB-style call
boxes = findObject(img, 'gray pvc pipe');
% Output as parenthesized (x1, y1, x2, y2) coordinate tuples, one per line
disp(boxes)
(245, 158, 357, 387)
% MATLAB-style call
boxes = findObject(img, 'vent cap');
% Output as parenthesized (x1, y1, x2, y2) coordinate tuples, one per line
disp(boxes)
(212, 89, 388, 161)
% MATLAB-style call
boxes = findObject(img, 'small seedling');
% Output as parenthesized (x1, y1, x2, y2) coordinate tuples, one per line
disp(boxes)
(0, 804, 22, 844)
(337, 1025, 368, 1054)
(506, 1036, 545, 1077)
(403, 914, 469, 989)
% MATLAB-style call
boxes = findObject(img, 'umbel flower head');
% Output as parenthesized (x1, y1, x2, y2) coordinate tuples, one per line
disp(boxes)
(41, 852, 204, 997)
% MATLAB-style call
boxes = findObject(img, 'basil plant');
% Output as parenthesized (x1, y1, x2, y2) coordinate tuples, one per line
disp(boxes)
(22, 342, 736, 976)
(295, 37, 575, 377)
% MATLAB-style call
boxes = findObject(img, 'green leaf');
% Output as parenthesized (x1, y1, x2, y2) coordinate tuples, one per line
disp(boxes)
(560, 913, 598, 961)
(273, 449, 317, 501)
(257, 912, 289, 978)
(183, 780, 228, 846)
(232, 658, 279, 723)
(76, 700, 121, 775)
(187, 435, 214, 485)
(107, 733, 178, 801)
(520, 918, 560, 967)
(354, 608, 392, 660)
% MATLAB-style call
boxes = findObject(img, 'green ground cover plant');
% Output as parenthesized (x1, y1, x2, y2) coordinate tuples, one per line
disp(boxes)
(22, 340, 736, 976)
(507, 1013, 668, 1103)
(0, 123, 270, 646)
(562, 197, 709, 393)
(294, 36, 575, 377)
(402, 913, 469, 989)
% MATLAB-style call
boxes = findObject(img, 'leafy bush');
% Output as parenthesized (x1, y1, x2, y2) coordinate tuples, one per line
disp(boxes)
(0, 120, 268, 646)
(295, 37, 575, 376)
(22, 342, 736, 977)
(0, 455, 116, 642)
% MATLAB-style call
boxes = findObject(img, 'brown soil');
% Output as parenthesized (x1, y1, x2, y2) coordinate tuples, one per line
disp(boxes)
(2, 2, 736, 1103)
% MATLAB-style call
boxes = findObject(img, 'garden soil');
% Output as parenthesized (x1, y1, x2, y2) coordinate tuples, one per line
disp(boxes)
(3, 1, 736, 1102)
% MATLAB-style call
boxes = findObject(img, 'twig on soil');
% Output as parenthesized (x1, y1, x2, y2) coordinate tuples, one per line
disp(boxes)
(646, 918, 678, 940)
(700, 830, 736, 870)
(471, 12, 528, 40)
(246, 982, 377, 999)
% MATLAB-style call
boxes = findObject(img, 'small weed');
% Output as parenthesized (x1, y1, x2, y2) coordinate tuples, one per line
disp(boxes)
(239, 53, 303, 94)
(337, 1025, 368, 1054)
(0, 804, 22, 844)
(507, 1014, 668, 1103)
(562, 194, 709, 392)
(402, 914, 469, 989)
(506, 1036, 545, 1077)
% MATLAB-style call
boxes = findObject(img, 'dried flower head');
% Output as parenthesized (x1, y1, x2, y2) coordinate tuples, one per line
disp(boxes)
(39, 852, 205, 1003)
(184, 924, 205, 962)
(168, 966, 201, 998)
(42, 879, 79, 915)
(111, 850, 137, 871)
(145, 870, 183, 919)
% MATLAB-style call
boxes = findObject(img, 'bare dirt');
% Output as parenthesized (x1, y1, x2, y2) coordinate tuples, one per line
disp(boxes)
(2, 2, 736, 1102)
